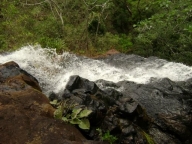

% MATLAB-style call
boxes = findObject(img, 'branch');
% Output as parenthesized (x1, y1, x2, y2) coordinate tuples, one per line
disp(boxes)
(20, 0, 48, 6)
(50, 0, 64, 25)
(20, 0, 64, 26)
(126, 4, 132, 16)
(47, 0, 57, 19)
(82, 0, 99, 7)
(137, 0, 141, 21)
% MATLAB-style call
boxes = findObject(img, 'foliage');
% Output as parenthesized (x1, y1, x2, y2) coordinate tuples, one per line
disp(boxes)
(132, 0, 192, 65)
(95, 32, 133, 53)
(50, 99, 92, 130)
(0, 0, 136, 54)
(1, 0, 192, 65)
(110, 0, 132, 33)
(142, 131, 155, 144)
(118, 34, 133, 53)
(96, 128, 118, 144)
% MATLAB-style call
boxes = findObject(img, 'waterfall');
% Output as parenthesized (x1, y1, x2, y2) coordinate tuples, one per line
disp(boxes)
(0, 45, 192, 95)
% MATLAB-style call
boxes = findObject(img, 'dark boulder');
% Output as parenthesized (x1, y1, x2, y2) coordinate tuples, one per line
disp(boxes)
(100, 78, 192, 144)
(62, 75, 108, 128)
(62, 76, 153, 143)
(60, 75, 192, 144)
(65, 75, 99, 94)
(0, 62, 102, 144)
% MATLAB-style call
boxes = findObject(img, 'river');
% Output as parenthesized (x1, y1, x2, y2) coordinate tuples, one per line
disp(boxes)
(0, 45, 192, 95)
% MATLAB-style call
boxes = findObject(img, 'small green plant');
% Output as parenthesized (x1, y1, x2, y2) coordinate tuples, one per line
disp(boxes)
(96, 128, 118, 144)
(142, 131, 155, 144)
(50, 99, 92, 130)
(118, 34, 133, 53)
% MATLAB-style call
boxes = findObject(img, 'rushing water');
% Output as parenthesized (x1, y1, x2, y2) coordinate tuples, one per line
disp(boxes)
(0, 45, 192, 95)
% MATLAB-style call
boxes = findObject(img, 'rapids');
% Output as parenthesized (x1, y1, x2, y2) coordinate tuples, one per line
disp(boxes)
(0, 45, 192, 95)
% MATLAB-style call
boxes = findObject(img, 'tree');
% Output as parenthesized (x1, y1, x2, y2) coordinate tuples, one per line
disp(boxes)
(132, 0, 192, 65)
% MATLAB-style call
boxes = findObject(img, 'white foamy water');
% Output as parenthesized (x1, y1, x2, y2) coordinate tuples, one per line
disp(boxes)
(0, 45, 192, 95)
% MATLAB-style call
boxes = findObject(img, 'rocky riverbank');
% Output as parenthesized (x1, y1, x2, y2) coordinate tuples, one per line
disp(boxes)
(0, 61, 102, 144)
(0, 61, 191, 144)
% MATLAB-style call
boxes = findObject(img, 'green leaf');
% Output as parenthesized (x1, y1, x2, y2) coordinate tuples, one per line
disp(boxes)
(96, 128, 102, 136)
(78, 118, 90, 130)
(78, 109, 92, 118)
(66, 114, 71, 119)
(102, 131, 110, 140)
(62, 117, 68, 122)
(50, 99, 58, 105)
(102, 131, 118, 143)
(71, 108, 82, 119)
(70, 118, 81, 125)
(54, 106, 62, 119)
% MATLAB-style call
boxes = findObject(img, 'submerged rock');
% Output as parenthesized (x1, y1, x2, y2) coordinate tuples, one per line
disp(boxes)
(0, 62, 101, 144)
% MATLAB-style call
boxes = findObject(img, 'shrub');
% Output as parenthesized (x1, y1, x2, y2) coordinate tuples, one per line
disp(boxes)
(50, 99, 92, 130)
(132, 0, 192, 65)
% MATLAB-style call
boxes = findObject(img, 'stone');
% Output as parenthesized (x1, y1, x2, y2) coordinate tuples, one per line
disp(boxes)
(65, 75, 99, 94)
(60, 75, 192, 144)
(0, 61, 102, 144)
(62, 76, 152, 143)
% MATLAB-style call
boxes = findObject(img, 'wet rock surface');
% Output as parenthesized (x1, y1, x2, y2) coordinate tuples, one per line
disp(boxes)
(0, 62, 101, 144)
(58, 75, 192, 144)
(1, 60, 191, 144)
(98, 78, 192, 144)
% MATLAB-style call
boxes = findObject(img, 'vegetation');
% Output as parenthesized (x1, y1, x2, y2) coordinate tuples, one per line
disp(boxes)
(96, 128, 118, 144)
(133, 0, 192, 65)
(142, 131, 155, 144)
(0, 0, 192, 65)
(50, 99, 92, 130)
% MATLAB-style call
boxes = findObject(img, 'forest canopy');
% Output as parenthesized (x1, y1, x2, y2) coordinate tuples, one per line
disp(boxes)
(0, 0, 192, 65)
